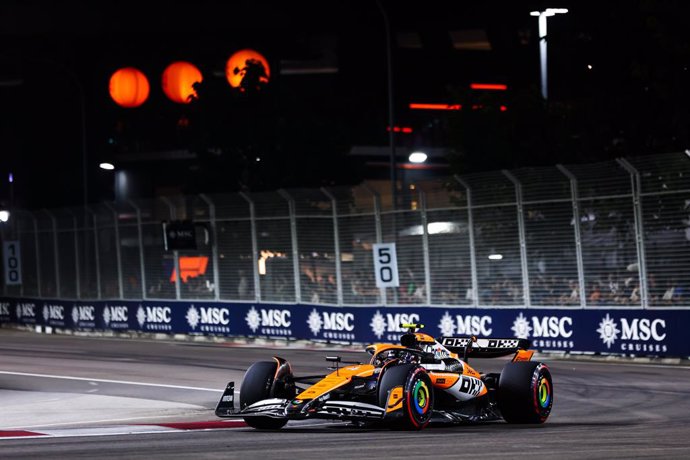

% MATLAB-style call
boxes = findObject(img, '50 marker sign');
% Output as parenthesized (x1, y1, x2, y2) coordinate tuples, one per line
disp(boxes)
(3, 241, 22, 285)
(373, 243, 400, 288)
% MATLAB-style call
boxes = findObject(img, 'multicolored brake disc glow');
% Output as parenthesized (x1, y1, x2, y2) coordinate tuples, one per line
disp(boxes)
(412, 380, 430, 415)
(538, 376, 551, 408)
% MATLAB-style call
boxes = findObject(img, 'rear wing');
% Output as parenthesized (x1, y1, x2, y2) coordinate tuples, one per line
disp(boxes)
(438, 337, 530, 358)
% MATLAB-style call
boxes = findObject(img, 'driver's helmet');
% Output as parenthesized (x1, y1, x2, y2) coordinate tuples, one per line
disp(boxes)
(381, 349, 399, 365)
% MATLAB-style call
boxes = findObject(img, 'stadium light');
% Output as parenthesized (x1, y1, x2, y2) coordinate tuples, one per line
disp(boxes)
(530, 8, 568, 100)
(99, 162, 115, 170)
(409, 152, 428, 163)
(0, 210, 9, 222)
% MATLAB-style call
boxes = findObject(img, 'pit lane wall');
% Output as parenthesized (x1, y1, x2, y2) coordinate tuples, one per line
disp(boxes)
(1, 298, 687, 358)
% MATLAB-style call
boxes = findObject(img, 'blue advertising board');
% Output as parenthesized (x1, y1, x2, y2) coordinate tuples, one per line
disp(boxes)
(0, 297, 687, 358)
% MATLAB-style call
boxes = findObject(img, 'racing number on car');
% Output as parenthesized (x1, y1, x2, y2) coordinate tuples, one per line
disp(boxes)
(3, 241, 22, 285)
(373, 243, 400, 288)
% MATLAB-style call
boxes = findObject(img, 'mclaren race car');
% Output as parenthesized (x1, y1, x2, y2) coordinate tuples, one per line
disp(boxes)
(215, 323, 553, 430)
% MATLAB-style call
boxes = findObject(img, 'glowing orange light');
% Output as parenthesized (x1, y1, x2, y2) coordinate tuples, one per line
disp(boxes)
(109, 67, 150, 108)
(170, 256, 209, 283)
(470, 83, 507, 90)
(409, 103, 462, 110)
(162, 61, 203, 104)
(225, 49, 270, 91)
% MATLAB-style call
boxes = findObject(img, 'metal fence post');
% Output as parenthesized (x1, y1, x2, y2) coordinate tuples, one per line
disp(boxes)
(31, 212, 42, 298)
(503, 170, 531, 308)
(66, 210, 82, 299)
(419, 189, 432, 305)
(240, 192, 261, 302)
(43, 209, 61, 299)
(104, 203, 124, 300)
(557, 165, 587, 308)
(86, 208, 102, 299)
(199, 194, 220, 301)
(128, 200, 147, 299)
(364, 184, 386, 305)
(160, 197, 180, 301)
(321, 188, 343, 305)
(278, 189, 301, 303)
(617, 158, 649, 308)
(454, 176, 478, 307)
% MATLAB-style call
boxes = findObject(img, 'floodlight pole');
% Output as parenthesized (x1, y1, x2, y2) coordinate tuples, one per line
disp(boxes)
(530, 8, 568, 100)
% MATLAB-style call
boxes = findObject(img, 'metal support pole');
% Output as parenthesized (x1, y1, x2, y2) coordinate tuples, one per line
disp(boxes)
(31, 212, 42, 298)
(66, 210, 81, 299)
(321, 188, 343, 305)
(538, 13, 548, 100)
(128, 200, 147, 299)
(199, 194, 220, 301)
(43, 209, 61, 298)
(87, 209, 102, 299)
(557, 165, 587, 308)
(419, 190, 432, 305)
(104, 203, 124, 300)
(617, 158, 649, 308)
(240, 192, 261, 302)
(454, 176, 478, 307)
(365, 184, 387, 305)
(160, 197, 180, 301)
(278, 189, 301, 303)
(503, 170, 531, 307)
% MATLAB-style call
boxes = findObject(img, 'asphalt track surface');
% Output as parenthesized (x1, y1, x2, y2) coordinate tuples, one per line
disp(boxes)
(2, 329, 690, 459)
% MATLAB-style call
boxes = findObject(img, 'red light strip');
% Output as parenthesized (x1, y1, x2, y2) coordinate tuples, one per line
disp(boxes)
(387, 126, 414, 133)
(470, 83, 507, 90)
(409, 103, 462, 111)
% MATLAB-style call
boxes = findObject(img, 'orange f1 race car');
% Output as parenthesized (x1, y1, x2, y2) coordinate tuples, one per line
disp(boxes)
(215, 324, 553, 430)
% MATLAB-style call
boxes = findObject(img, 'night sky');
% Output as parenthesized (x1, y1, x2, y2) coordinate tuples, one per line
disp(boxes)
(1, 0, 689, 210)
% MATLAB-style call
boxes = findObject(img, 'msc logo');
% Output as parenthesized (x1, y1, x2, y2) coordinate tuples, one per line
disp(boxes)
(0, 302, 10, 316)
(511, 313, 572, 339)
(369, 311, 420, 339)
(16, 303, 36, 320)
(597, 314, 667, 348)
(245, 306, 291, 333)
(103, 305, 129, 325)
(438, 311, 492, 336)
(72, 305, 95, 324)
(307, 309, 355, 340)
(137, 305, 172, 327)
(43, 304, 64, 321)
(186, 305, 230, 330)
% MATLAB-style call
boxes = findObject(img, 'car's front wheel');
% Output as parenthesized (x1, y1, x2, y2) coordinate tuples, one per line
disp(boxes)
(240, 361, 288, 430)
(378, 364, 434, 430)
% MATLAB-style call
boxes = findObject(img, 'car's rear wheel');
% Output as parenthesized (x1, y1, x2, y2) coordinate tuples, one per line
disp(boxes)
(378, 364, 434, 430)
(498, 361, 553, 423)
(240, 361, 288, 429)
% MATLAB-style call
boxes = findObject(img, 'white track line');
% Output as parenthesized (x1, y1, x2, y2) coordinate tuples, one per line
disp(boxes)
(0, 371, 223, 392)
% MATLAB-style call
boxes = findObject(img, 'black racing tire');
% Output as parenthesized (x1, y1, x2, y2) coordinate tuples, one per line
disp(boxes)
(498, 361, 553, 424)
(378, 364, 434, 430)
(240, 361, 288, 430)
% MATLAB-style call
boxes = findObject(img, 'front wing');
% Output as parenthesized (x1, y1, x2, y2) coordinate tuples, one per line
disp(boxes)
(215, 381, 387, 422)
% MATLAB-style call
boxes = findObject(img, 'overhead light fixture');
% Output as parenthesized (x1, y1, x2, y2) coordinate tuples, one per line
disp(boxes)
(99, 162, 115, 170)
(0, 210, 9, 222)
(409, 152, 427, 163)
(488, 254, 503, 260)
